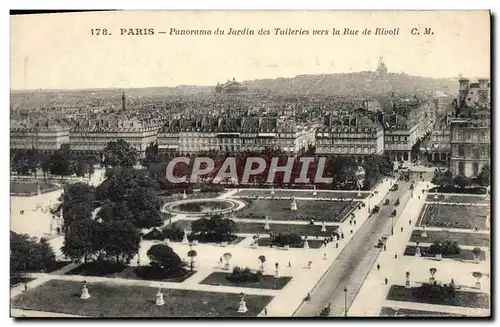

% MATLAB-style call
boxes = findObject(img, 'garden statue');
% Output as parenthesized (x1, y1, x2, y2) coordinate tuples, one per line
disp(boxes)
(264, 216, 270, 230)
(429, 268, 437, 284)
(405, 271, 411, 289)
(182, 190, 187, 199)
(421, 226, 427, 238)
(238, 293, 248, 313)
(321, 221, 326, 232)
(182, 230, 189, 245)
(312, 185, 317, 196)
(303, 237, 309, 249)
(472, 272, 482, 289)
(156, 287, 165, 306)
(290, 197, 297, 211)
(80, 282, 91, 300)
(275, 263, 280, 278)
(415, 242, 421, 257)
(271, 187, 275, 195)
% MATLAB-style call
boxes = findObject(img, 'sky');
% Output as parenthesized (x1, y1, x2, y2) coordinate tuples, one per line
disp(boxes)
(10, 10, 490, 90)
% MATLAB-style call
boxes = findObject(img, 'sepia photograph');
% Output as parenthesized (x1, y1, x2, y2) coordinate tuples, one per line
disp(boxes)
(9, 10, 491, 318)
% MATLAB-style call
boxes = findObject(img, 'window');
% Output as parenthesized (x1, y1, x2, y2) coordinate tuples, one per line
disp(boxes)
(458, 145, 465, 156)
(458, 162, 465, 175)
(473, 163, 479, 176)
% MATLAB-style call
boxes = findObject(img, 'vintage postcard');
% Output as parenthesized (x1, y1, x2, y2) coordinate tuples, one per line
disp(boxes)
(9, 10, 491, 318)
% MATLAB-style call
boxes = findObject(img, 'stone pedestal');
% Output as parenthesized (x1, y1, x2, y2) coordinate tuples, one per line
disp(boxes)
(156, 290, 165, 306)
(405, 277, 411, 289)
(238, 299, 248, 313)
(182, 191, 187, 199)
(421, 227, 427, 238)
(475, 281, 481, 289)
(358, 192, 361, 197)
(429, 277, 436, 284)
(182, 234, 189, 245)
(435, 254, 442, 261)
(303, 240, 309, 249)
(271, 188, 275, 195)
(80, 286, 91, 299)
(321, 222, 326, 232)
(415, 247, 421, 257)
(275, 268, 280, 278)
(434, 193, 439, 200)
(251, 242, 257, 249)
(224, 263, 230, 270)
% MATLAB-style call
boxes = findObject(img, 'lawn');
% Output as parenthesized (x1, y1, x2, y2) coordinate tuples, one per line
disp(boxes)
(233, 189, 369, 199)
(386, 285, 490, 309)
(10, 181, 60, 196)
(159, 192, 223, 204)
(11, 279, 272, 317)
(173, 220, 339, 237)
(236, 199, 358, 222)
(380, 307, 465, 317)
(409, 230, 490, 247)
(418, 204, 490, 229)
(425, 194, 490, 205)
(66, 261, 196, 283)
(10, 277, 35, 288)
(257, 238, 325, 249)
(200, 272, 292, 290)
(403, 246, 486, 261)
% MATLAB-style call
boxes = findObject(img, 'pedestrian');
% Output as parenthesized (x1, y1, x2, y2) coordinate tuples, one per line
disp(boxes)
(409, 220, 411, 225)
(24, 282, 28, 292)
(264, 308, 267, 316)
(385, 277, 388, 285)
(288, 261, 291, 267)
(377, 264, 380, 271)
(336, 242, 339, 248)
(350, 230, 353, 234)
(219, 257, 223, 264)
(394, 253, 398, 259)
(418, 196, 420, 200)
(349, 220, 352, 226)
(324, 253, 327, 260)
(401, 227, 404, 232)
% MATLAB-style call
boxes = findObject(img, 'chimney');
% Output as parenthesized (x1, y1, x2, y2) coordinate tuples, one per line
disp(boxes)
(478, 78, 489, 90)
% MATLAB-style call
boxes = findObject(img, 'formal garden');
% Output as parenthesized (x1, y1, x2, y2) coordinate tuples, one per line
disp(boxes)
(425, 194, 490, 205)
(167, 220, 339, 238)
(409, 230, 490, 247)
(404, 243, 486, 261)
(233, 189, 369, 199)
(380, 307, 465, 317)
(236, 199, 358, 222)
(417, 204, 490, 229)
(201, 264, 292, 290)
(11, 279, 273, 317)
(10, 181, 61, 196)
(386, 284, 489, 309)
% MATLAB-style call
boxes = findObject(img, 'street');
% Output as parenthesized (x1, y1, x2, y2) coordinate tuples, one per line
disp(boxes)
(294, 179, 412, 317)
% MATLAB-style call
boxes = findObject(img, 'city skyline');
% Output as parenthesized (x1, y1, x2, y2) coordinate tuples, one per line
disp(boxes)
(11, 11, 490, 90)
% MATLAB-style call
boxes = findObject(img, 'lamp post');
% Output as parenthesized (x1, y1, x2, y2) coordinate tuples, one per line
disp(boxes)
(391, 214, 394, 236)
(343, 287, 348, 317)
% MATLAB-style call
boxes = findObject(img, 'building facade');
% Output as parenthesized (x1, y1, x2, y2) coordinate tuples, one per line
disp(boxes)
(315, 109, 384, 163)
(69, 117, 158, 158)
(157, 116, 315, 154)
(10, 120, 70, 153)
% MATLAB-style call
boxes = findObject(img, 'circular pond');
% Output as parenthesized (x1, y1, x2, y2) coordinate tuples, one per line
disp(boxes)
(162, 198, 245, 216)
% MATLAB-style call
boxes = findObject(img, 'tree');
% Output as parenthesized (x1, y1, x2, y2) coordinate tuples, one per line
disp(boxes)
(61, 218, 100, 263)
(103, 139, 138, 168)
(453, 175, 471, 189)
(428, 242, 442, 256)
(49, 144, 74, 178)
(147, 244, 185, 273)
(10, 232, 56, 276)
(126, 187, 162, 228)
(477, 164, 490, 187)
(432, 169, 453, 187)
(190, 216, 237, 243)
(187, 250, 197, 271)
(142, 142, 161, 168)
(258, 255, 266, 272)
(98, 221, 140, 264)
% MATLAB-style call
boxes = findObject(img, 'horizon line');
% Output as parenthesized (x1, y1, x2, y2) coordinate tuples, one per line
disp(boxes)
(10, 70, 486, 93)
